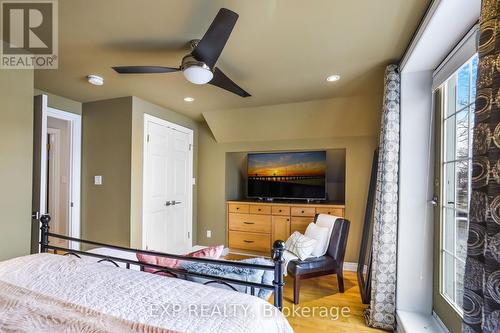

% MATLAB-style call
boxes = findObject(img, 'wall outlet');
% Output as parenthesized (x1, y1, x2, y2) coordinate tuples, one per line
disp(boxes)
(206, 230, 212, 238)
(94, 175, 103, 185)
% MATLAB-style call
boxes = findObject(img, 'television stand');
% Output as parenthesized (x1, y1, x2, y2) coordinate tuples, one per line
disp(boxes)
(226, 200, 345, 254)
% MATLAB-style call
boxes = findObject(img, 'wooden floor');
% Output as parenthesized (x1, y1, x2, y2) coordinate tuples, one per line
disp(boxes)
(225, 254, 385, 333)
(280, 272, 385, 333)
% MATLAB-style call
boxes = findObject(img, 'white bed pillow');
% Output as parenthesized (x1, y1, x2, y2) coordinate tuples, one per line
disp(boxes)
(285, 231, 317, 260)
(314, 214, 340, 256)
(305, 222, 330, 257)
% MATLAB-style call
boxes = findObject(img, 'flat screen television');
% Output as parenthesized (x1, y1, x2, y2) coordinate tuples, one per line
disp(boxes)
(247, 151, 327, 200)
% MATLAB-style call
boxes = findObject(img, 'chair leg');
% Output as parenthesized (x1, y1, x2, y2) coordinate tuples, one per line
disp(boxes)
(337, 271, 345, 293)
(293, 275, 300, 304)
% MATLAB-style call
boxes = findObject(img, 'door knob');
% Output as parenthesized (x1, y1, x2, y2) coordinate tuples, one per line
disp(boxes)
(166, 200, 182, 206)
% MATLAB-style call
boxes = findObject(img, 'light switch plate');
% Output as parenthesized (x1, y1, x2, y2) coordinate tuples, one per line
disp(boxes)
(94, 175, 103, 185)
(206, 230, 212, 238)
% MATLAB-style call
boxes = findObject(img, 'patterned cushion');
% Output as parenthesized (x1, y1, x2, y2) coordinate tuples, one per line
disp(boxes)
(285, 231, 317, 260)
(181, 257, 274, 300)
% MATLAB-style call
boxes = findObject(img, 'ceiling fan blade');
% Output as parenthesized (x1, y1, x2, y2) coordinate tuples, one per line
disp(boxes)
(191, 8, 238, 68)
(112, 66, 179, 74)
(209, 67, 251, 97)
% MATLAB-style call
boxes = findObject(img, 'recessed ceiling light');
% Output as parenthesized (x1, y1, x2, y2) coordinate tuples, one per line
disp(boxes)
(326, 74, 341, 82)
(87, 74, 104, 86)
(184, 97, 195, 102)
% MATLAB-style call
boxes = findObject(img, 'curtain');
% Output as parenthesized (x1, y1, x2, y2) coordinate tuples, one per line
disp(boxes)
(463, 1, 500, 332)
(364, 64, 400, 330)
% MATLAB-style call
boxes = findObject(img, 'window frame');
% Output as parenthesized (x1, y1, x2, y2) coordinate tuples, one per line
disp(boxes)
(432, 24, 479, 333)
(437, 54, 477, 316)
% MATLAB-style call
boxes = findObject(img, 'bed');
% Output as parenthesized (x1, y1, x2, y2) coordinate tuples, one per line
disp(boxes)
(0, 215, 293, 333)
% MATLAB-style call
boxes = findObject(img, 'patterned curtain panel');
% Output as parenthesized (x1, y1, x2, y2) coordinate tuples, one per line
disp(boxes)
(364, 64, 400, 330)
(463, 1, 500, 332)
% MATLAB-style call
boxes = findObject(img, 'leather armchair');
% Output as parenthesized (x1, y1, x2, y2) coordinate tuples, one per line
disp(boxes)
(287, 216, 350, 304)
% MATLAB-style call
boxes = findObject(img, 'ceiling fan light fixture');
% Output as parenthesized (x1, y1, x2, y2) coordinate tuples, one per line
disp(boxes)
(183, 65, 214, 85)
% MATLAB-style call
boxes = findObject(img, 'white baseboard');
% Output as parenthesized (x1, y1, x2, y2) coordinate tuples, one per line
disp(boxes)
(343, 262, 358, 272)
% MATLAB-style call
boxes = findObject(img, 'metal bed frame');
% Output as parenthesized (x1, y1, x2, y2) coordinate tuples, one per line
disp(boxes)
(38, 215, 286, 310)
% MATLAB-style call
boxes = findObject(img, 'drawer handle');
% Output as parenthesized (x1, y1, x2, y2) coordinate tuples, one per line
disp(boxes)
(328, 212, 331, 214)
(243, 240, 254, 243)
(301, 210, 305, 213)
(236, 207, 239, 210)
(279, 209, 282, 212)
(243, 222, 255, 225)
(258, 208, 261, 211)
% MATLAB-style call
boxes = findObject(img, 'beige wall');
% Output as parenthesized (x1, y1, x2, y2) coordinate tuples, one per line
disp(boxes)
(81, 96, 199, 248)
(34, 88, 82, 115)
(81, 97, 133, 246)
(197, 122, 378, 263)
(130, 97, 199, 248)
(0, 69, 34, 260)
(203, 95, 380, 143)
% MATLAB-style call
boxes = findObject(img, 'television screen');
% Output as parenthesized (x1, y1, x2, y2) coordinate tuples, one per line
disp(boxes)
(247, 151, 327, 200)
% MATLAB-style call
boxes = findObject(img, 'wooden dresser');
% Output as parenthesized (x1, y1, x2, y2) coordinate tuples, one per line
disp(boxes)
(226, 200, 345, 254)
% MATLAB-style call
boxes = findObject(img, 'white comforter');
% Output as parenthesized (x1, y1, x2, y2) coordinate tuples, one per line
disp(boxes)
(0, 254, 293, 333)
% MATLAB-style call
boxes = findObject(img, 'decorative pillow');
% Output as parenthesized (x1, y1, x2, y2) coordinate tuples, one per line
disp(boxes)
(315, 214, 339, 255)
(305, 222, 330, 257)
(186, 245, 224, 259)
(285, 231, 317, 260)
(136, 253, 180, 274)
(137, 245, 224, 275)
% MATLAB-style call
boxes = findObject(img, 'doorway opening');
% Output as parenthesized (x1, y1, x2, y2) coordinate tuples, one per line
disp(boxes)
(32, 95, 81, 251)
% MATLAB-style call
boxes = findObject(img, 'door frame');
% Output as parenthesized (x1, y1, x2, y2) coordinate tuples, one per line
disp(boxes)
(47, 127, 61, 235)
(38, 100, 82, 250)
(142, 113, 194, 251)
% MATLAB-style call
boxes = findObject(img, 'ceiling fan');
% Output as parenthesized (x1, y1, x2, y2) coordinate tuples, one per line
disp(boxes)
(112, 8, 250, 97)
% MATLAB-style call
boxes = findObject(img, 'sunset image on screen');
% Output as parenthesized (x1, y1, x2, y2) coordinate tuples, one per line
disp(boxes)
(248, 152, 326, 177)
(247, 151, 326, 199)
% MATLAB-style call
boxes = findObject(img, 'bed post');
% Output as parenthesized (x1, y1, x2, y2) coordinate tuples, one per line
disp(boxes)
(40, 214, 51, 253)
(272, 240, 285, 311)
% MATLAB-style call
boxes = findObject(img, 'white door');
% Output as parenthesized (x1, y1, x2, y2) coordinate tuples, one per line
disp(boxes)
(143, 115, 193, 253)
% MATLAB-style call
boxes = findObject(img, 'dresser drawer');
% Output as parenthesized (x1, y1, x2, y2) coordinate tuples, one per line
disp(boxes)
(229, 231, 271, 252)
(291, 207, 316, 217)
(316, 207, 344, 217)
(272, 216, 290, 242)
(228, 213, 271, 233)
(249, 205, 271, 215)
(272, 205, 290, 216)
(228, 203, 249, 214)
(290, 216, 314, 235)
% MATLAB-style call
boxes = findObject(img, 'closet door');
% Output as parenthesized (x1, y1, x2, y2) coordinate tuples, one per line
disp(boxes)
(143, 116, 193, 254)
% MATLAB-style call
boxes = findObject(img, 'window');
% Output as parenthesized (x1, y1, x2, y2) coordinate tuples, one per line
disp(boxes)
(438, 53, 478, 313)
